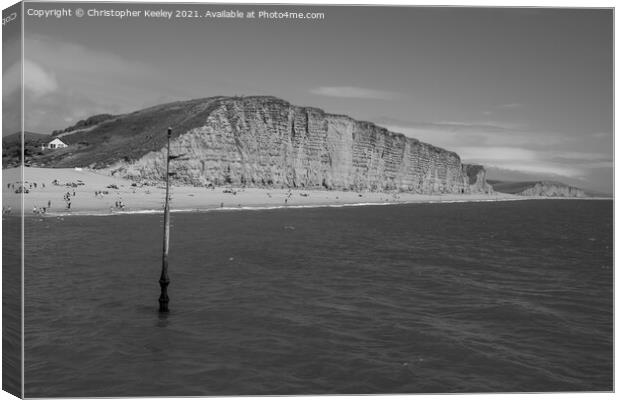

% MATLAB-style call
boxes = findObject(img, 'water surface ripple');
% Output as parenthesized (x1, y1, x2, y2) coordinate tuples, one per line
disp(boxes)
(23, 200, 613, 396)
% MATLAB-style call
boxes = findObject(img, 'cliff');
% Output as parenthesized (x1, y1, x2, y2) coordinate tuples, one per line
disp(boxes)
(463, 164, 493, 194)
(37, 96, 490, 194)
(488, 180, 587, 198)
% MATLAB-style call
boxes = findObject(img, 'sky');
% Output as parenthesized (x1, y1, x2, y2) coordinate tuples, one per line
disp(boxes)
(3, 3, 613, 193)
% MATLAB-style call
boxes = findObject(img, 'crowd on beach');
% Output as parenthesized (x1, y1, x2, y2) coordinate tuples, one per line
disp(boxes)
(4, 180, 52, 215)
(5, 175, 131, 215)
(63, 190, 75, 210)
(7, 181, 45, 194)
(4, 172, 443, 217)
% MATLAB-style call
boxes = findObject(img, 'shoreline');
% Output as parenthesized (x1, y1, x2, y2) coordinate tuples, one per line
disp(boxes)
(22, 197, 536, 218)
(3, 167, 611, 218)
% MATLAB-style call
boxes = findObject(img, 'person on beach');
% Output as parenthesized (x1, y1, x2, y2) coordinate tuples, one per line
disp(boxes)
(48, 200, 51, 209)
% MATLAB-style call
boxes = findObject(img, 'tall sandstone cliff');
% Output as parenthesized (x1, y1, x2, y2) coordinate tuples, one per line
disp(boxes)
(60, 96, 489, 194)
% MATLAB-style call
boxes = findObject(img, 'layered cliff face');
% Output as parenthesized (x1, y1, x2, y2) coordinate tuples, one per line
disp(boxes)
(463, 164, 493, 194)
(105, 96, 488, 194)
(518, 182, 587, 197)
(488, 180, 587, 197)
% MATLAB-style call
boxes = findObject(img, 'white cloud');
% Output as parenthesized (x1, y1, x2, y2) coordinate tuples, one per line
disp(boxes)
(5, 59, 59, 98)
(25, 35, 156, 80)
(497, 103, 522, 109)
(453, 147, 584, 178)
(579, 161, 614, 169)
(487, 162, 584, 178)
(22, 35, 186, 133)
(23, 60, 58, 98)
(380, 123, 552, 151)
(546, 151, 611, 162)
(458, 146, 537, 162)
(310, 86, 399, 100)
(375, 118, 612, 181)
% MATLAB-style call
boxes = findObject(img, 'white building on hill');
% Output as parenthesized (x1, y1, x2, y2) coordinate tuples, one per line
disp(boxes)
(42, 138, 68, 150)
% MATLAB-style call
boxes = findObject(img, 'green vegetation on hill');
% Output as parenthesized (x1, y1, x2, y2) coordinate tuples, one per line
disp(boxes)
(51, 114, 116, 136)
(2, 132, 50, 168)
(35, 97, 232, 168)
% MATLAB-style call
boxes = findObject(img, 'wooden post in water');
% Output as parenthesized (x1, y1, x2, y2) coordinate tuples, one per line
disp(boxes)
(159, 127, 172, 313)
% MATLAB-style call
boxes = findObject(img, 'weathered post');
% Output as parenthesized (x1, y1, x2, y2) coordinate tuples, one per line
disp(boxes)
(159, 127, 172, 313)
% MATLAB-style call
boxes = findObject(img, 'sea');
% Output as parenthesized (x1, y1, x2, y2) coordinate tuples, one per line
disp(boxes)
(16, 199, 613, 396)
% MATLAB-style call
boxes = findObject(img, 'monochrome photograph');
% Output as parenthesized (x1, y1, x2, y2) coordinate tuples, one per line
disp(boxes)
(1, 2, 613, 398)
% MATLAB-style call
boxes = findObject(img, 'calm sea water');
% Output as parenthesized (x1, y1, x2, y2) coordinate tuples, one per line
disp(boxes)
(22, 200, 612, 396)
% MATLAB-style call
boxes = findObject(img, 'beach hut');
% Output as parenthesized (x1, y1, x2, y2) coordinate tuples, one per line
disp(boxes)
(43, 138, 68, 150)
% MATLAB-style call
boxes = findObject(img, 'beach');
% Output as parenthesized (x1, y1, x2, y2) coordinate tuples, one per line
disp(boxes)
(4, 167, 527, 216)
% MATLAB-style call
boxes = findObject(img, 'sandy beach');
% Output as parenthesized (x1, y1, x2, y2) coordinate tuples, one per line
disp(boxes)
(4, 167, 535, 216)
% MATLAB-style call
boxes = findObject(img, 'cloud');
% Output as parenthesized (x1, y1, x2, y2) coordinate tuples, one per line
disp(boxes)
(497, 103, 522, 109)
(24, 60, 58, 97)
(373, 117, 612, 182)
(491, 163, 584, 178)
(25, 35, 157, 80)
(580, 161, 614, 169)
(456, 146, 613, 179)
(22, 35, 189, 133)
(456, 147, 584, 178)
(546, 151, 611, 162)
(376, 119, 552, 151)
(376, 117, 527, 133)
(458, 146, 537, 162)
(2, 60, 58, 133)
(310, 86, 399, 100)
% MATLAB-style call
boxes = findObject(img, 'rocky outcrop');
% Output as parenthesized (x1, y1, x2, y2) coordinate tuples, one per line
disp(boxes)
(518, 182, 587, 197)
(488, 180, 587, 198)
(462, 164, 493, 194)
(104, 96, 488, 194)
